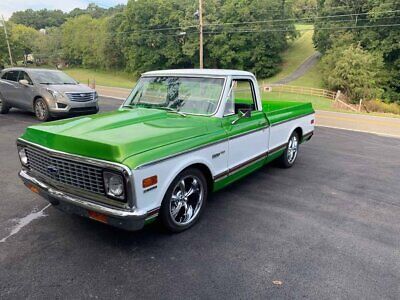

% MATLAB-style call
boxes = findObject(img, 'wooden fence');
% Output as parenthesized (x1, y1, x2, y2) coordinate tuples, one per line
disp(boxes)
(262, 84, 337, 100)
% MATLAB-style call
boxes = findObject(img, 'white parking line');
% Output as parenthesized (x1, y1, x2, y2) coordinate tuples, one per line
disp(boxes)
(0, 204, 51, 243)
(316, 124, 400, 139)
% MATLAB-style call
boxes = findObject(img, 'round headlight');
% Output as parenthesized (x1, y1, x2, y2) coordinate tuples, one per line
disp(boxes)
(104, 171, 125, 200)
(18, 147, 28, 166)
(109, 175, 123, 196)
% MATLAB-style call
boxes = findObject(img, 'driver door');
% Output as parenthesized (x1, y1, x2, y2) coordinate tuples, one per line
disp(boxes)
(222, 78, 269, 175)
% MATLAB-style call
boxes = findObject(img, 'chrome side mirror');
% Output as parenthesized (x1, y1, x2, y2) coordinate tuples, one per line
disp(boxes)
(231, 109, 251, 125)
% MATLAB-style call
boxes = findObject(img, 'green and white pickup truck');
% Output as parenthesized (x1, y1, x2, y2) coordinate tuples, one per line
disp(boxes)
(17, 69, 314, 232)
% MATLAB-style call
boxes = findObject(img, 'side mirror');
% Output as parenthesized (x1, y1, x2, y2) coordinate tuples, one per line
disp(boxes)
(231, 109, 251, 125)
(19, 79, 30, 86)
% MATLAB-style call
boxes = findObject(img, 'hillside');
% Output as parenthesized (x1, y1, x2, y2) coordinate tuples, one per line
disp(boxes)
(264, 24, 323, 89)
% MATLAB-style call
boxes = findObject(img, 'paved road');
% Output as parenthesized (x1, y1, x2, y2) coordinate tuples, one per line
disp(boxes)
(273, 52, 321, 85)
(1, 97, 400, 299)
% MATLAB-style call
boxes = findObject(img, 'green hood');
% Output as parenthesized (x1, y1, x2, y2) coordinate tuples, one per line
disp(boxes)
(21, 108, 209, 163)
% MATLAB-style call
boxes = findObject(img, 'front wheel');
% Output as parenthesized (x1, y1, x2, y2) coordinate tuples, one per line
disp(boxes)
(159, 168, 208, 233)
(0, 96, 10, 114)
(34, 98, 50, 121)
(279, 131, 299, 168)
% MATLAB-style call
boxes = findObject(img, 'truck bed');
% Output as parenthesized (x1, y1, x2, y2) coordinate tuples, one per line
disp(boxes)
(262, 101, 314, 125)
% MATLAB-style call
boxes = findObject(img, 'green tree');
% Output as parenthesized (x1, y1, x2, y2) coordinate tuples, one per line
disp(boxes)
(121, 0, 296, 77)
(321, 43, 385, 102)
(9, 9, 66, 29)
(33, 27, 63, 66)
(9, 23, 40, 62)
(313, 0, 400, 102)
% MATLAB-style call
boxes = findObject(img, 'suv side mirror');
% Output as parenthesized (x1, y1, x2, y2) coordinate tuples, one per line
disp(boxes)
(19, 79, 30, 86)
(231, 109, 251, 125)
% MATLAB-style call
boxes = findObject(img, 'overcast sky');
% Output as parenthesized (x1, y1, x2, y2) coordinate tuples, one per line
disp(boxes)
(0, 0, 128, 20)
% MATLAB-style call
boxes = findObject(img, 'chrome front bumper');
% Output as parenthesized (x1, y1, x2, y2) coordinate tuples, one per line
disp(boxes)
(19, 169, 148, 231)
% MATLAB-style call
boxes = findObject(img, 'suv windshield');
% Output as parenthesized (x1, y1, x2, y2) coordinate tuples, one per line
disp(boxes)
(125, 76, 225, 115)
(30, 70, 77, 85)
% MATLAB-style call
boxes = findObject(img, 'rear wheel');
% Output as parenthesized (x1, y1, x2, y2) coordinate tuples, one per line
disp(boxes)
(159, 168, 208, 233)
(279, 131, 299, 168)
(34, 98, 50, 121)
(0, 96, 10, 114)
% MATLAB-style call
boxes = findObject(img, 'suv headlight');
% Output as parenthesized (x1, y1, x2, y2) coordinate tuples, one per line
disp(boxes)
(94, 91, 98, 100)
(18, 147, 28, 166)
(103, 171, 125, 200)
(47, 89, 64, 100)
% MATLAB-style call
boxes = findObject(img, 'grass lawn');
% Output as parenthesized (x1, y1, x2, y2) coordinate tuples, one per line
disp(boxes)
(64, 68, 135, 89)
(263, 24, 316, 84)
(261, 91, 333, 111)
(290, 61, 324, 88)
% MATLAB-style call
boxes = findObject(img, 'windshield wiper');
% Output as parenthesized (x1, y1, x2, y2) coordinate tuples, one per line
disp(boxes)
(157, 107, 187, 117)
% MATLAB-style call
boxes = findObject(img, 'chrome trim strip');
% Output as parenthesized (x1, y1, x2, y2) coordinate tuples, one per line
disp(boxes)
(135, 125, 269, 169)
(17, 138, 135, 209)
(19, 169, 146, 218)
(270, 112, 314, 127)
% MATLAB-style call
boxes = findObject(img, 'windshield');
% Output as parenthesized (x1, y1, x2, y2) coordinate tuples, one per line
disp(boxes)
(30, 70, 77, 85)
(124, 76, 225, 115)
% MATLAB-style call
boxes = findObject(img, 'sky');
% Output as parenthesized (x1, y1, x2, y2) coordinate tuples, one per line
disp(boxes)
(0, 0, 128, 20)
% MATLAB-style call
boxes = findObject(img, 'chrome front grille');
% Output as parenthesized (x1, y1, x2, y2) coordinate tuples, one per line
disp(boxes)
(66, 92, 95, 102)
(25, 146, 105, 195)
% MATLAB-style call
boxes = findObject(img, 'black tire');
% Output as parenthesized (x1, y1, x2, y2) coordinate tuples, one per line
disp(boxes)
(279, 131, 300, 168)
(0, 95, 10, 114)
(34, 98, 51, 121)
(159, 168, 208, 233)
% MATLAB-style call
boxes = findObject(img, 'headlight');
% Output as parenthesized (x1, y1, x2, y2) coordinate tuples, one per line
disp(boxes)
(103, 171, 125, 200)
(18, 147, 28, 166)
(47, 89, 64, 100)
(94, 91, 98, 100)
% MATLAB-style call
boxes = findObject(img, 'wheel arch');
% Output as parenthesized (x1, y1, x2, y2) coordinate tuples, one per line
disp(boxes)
(293, 126, 303, 142)
(182, 163, 214, 192)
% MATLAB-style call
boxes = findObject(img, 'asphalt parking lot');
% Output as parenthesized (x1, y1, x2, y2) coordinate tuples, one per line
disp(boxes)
(1, 97, 400, 299)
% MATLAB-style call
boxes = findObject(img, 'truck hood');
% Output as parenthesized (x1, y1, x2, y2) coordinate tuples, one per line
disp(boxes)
(20, 108, 209, 163)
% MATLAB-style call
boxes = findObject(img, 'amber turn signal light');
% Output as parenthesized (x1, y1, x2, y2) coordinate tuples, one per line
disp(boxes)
(27, 184, 39, 194)
(143, 175, 158, 188)
(88, 210, 108, 224)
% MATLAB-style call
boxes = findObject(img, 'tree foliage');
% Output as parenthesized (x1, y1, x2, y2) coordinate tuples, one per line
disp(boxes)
(321, 42, 385, 102)
(121, 0, 296, 77)
(9, 4, 125, 30)
(313, 0, 400, 102)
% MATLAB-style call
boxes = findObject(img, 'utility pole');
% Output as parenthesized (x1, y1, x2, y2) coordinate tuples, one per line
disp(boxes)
(1, 15, 13, 66)
(199, 0, 204, 69)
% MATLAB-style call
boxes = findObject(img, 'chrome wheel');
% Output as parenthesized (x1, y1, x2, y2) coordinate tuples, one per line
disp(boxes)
(169, 175, 204, 226)
(35, 99, 47, 120)
(287, 135, 298, 164)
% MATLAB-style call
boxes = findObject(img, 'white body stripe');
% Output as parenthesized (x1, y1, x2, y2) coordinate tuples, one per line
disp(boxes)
(131, 113, 314, 214)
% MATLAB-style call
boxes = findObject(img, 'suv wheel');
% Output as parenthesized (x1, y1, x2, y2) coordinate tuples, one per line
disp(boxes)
(159, 168, 208, 232)
(34, 98, 50, 121)
(0, 96, 10, 114)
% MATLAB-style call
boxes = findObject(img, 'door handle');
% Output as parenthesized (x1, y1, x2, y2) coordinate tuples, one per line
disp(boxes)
(259, 121, 268, 127)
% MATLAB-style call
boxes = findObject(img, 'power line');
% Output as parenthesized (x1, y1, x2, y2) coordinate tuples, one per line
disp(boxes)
(203, 10, 400, 28)
(202, 23, 400, 35)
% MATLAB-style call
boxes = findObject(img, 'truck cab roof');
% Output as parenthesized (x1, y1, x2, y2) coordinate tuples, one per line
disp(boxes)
(142, 69, 255, 78)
